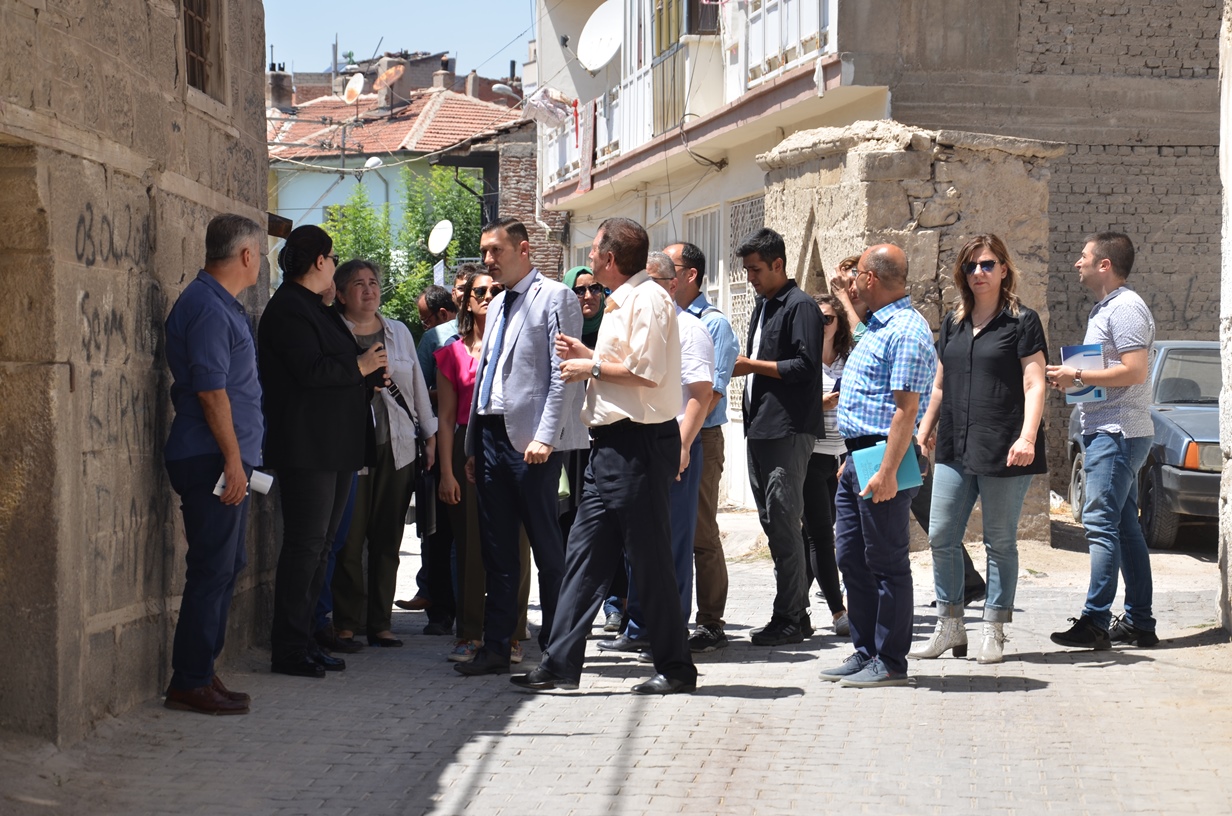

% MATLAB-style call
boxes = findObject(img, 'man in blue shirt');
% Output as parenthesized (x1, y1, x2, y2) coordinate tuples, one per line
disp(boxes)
(665, 241, 740, 653)
(162, 214, 266, 715)
(821, 243, 936, 688)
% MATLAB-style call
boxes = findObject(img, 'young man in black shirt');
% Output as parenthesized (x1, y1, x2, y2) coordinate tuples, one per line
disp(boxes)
(733, 228, 825, 645)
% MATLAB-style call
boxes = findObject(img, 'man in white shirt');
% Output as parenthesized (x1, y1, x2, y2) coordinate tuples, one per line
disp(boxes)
(511, 218, 698, 695)
(598, 251, 714, 658)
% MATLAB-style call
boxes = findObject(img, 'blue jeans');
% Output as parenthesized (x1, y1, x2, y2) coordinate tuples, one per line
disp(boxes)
(834, 463, 917, 675)
(1081, 432, 1154, 630)
(627, 434, 703, 640)
(928, 463, 1033, 622)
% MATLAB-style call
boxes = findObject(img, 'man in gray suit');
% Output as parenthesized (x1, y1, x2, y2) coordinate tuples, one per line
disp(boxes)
(456, 218, 588, 676)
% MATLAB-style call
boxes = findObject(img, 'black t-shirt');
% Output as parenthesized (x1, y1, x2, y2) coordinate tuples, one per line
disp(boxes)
(935, 305, 1048, 477)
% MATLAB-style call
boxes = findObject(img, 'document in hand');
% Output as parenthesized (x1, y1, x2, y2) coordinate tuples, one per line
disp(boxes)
(851, 441, 924, 500)
(1060, 343, 1107, 404)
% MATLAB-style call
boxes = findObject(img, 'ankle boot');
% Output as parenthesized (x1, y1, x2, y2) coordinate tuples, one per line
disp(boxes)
(908, 616, 968, 659)
(976, 621, 1006, 664)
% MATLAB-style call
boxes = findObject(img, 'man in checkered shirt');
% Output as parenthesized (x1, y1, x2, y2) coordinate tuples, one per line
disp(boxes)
(819, 244, 937, 688)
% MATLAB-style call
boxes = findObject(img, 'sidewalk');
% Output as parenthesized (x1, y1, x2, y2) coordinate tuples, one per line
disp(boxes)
(2, 510, 1230, 815)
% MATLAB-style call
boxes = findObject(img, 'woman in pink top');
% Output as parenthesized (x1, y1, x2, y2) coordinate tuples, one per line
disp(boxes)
(435, 266, 532, 664)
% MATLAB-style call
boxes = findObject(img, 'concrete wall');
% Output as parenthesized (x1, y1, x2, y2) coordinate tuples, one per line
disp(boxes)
(758, 120, 1063, 546)
(0, 0, 271, 744)
(839, 0, 1223, 490)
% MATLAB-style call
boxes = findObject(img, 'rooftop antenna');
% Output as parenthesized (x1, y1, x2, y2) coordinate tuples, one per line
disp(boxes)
(576, 0, 622, 76)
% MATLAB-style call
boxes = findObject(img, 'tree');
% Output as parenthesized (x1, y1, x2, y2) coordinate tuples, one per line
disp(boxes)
(321, 166, 483, 334)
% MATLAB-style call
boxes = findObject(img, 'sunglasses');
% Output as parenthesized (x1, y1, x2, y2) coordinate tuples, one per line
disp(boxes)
(821, 313, 835, 326)
(961, 259, 998, 276)
(573, 283, 607, 297)
(471, 285, 504, 300)
(326, 254, 340, 266)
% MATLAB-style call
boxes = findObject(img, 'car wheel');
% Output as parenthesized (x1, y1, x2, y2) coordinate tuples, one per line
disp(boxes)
(1140, 466, 1179, 550)
(1068, 451, 1085, 524)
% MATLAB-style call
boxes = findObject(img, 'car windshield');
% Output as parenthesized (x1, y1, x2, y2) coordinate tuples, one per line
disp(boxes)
(1154, 348, 1220, 404)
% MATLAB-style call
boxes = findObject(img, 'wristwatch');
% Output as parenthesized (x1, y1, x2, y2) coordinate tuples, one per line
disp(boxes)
(1073, 370, 1084, 388)
(591, 361, 603, 380)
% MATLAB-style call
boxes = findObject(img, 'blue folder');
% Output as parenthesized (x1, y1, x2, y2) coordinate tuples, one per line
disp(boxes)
(851, 441, 924, 500)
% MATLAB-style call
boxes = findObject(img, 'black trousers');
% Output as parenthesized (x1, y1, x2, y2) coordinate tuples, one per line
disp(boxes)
(271, 468, 352, 664)
(801, 452, 845, 615)
(541, 419, 697, 685)
(474, 414, 565, 661)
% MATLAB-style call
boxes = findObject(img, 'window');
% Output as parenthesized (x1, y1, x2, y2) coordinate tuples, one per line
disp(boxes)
(686, 0, 720, 35)
(184, 0, 224, 101)
(654, 0, 683, 58)
(684, 207, 721, 298)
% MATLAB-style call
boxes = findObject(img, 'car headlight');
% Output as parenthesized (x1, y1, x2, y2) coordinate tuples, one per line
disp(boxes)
(1182, 442, 1222, 472)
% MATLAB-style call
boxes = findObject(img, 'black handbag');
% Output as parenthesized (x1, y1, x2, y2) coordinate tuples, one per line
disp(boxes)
(387, 379, 436, 539)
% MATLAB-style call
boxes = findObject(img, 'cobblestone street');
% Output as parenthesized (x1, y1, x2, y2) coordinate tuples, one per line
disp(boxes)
(3, 512, 1230, 815)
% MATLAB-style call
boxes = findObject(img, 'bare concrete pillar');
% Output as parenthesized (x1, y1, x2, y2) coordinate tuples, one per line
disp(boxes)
(1217, 8, 1232, 632)
(758, 120, 1064, 549)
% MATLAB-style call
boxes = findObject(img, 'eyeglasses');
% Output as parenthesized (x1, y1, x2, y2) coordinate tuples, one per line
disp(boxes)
(471, 285, 504, 300)
(572, 283, 607, 297)
(326, 254, 340, 266)
(820, 313, 835, 326)
(961, 259, 998, 276)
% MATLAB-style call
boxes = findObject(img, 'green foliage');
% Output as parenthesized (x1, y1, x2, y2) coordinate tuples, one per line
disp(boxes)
(321, 167, 482, 335)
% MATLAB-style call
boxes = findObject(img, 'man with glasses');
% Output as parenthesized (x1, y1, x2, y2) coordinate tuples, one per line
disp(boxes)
(733, 228, 826, 647)
(664, 241, 740, 652)
(821, 244, 936, 687)
(455, 219, 588, 677)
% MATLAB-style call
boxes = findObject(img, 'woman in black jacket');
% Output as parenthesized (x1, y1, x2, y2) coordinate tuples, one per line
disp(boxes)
(259, 225, 387, 678)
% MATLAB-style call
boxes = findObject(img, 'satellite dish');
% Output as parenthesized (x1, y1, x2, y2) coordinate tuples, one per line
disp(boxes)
(491, 82, 518, 99)
(343, 72, 365, 104)
(577, 0, 622, 73)
(373, 63, 405, 91)
(427, 220, 454, 256)
(364, 156, 383, 169)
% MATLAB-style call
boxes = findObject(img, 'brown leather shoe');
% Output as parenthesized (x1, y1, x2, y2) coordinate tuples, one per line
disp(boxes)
(165, 684, 249, 715)
(211, 675, 251, 704)
(394, 596, 431, 611)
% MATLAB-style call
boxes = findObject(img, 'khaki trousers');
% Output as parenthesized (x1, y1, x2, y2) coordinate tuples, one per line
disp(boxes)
(693, 426, 728, 627)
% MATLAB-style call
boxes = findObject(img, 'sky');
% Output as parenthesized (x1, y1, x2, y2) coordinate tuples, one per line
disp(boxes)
(263, 0, 538, 78)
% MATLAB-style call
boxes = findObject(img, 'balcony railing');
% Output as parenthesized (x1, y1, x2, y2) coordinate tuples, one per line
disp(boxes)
(539, 0, 834, 192)
(746, 0, 832, 87)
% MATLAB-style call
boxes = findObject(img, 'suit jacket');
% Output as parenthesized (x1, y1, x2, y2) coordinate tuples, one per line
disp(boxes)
(465, 268, 588, 455)
(258, 280, 376, 471)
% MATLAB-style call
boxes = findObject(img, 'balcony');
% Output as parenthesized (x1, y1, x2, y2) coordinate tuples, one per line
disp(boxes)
(539, 0, 835, 192)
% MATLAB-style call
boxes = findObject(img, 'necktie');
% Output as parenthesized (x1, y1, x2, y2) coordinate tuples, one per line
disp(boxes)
(477, 289, 519, 411)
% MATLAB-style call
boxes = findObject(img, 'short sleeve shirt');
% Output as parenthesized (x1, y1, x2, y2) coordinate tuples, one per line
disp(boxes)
(1078, 287, 1155, 438)
(417, 318, 459, 393)
(935, 306, 1048, 476)
(676, 307, 715, 423)
(837, 297, 936, 438)
(164, 270, 264, 465)
(435, 340, 479, 427)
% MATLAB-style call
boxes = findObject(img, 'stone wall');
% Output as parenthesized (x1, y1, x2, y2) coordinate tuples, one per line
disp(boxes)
(0, 0, 271, 744)
(1218, 3, 1232, 633)
(758, 120, 1063, 547)
(839, 0, 1223, 491)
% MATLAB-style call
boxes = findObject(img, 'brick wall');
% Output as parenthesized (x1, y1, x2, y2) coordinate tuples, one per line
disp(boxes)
(1044, 142, 1222, 481)
(498, 138, 567, 279)
(1018, 0, 1221, 78)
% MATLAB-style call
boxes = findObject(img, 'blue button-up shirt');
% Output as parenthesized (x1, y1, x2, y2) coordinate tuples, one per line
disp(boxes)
(837, 296, 936, 438)
(686, 293, 740, 428)
(164, 270, 264, 465)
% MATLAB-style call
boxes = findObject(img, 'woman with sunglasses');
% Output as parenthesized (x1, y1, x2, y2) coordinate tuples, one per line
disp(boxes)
(258, 226, 388, 678)
(330, 259, 436, 649)
(911, 234, 1048, 663)
(564, 265, 606, 348)
(801, 293, 853, 637)
(436, 265, 533, 664)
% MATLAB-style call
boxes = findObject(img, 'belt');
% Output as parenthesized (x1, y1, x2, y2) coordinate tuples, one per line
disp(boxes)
(589, 418, 676, 441)
(845, 434, 887, 453)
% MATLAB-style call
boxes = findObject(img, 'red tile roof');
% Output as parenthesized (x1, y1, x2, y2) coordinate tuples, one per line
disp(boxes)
(268, 88, 521, 162)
